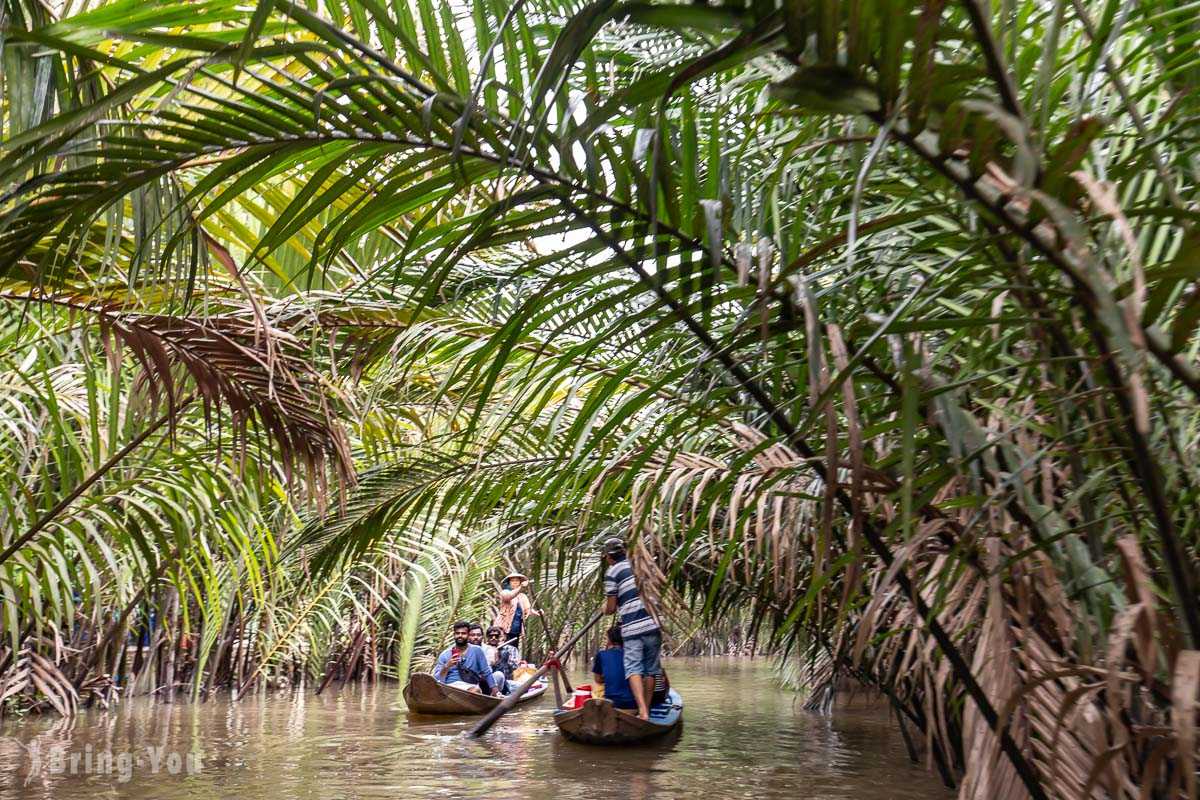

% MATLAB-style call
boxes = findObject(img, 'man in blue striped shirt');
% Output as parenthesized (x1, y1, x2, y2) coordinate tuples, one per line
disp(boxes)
(602, 537, 661, 720)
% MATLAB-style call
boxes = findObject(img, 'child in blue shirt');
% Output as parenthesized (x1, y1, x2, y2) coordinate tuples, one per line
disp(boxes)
(591, 626, 637, 709)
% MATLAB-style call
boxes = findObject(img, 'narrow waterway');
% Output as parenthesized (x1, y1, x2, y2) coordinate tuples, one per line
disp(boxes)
(1, 658, 950, 799)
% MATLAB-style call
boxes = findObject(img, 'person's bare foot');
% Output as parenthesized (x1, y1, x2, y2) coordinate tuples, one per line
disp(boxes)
(637, 712, 649, 721)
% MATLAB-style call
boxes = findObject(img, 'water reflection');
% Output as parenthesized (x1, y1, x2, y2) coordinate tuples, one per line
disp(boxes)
(0, 658, 949, 800)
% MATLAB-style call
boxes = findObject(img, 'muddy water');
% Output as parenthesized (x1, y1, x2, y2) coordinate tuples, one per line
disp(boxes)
(1, 657, 950, 799)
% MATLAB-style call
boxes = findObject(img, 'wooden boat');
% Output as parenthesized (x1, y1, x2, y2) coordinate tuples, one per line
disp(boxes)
(553, 689, 683, 744)
(402, 672, 547, 715)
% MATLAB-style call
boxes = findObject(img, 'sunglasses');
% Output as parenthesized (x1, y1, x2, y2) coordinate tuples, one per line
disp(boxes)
(487, 634, 502, 639)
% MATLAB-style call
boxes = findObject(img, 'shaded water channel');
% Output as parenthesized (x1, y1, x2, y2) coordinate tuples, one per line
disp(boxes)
(1, 657, 950, 799)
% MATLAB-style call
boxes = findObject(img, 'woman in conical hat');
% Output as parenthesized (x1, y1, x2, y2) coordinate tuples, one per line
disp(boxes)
(492, 572, 539, 647)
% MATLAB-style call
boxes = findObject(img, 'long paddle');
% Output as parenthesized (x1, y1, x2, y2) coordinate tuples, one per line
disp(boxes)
(466, 608, 604, 738)
(521, 578, 574, 695)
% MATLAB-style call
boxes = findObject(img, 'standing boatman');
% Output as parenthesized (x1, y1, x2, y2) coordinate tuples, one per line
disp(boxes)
(601, 537, 662, 720)
(492, 572, 540, 649)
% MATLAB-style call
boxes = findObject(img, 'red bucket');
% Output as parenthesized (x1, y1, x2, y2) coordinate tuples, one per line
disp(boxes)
(571, 684, 593, 708)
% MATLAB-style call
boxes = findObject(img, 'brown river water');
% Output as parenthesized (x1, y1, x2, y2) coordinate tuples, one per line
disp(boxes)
(0, 657, 950, 799)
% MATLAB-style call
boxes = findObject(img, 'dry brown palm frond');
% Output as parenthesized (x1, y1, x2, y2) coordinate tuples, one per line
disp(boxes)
(596, 405, 1197, 800)
(0, 644, 79, 717)
(1012, 632, 1111, 799)
(7, 287, 354, 498)
(630, 537, 668, 626)
(100, 310, 354, 493)
(619, 429, 835, 597)
(949, 535, 1199, 800)
(1171, 651, 1200, 799)
(961, 539, 1056, 800)
(1088, 538, 1200, 799)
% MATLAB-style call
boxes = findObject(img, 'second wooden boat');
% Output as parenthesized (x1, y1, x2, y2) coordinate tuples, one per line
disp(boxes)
(553, 689, 683, 744)
(403, 672, 547, 715)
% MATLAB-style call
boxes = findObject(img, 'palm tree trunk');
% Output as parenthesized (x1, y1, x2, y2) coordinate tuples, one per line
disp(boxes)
(203, 604, 239, 700)
(160, 586, 180, 703)
(78, 545, 179, 689)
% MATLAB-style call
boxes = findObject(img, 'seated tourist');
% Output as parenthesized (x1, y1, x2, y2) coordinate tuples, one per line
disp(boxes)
(485, 626, 521, 693)
(468, 622, 507, 694)
(434, 621, 497, 695)
(591, 626, 637, 710)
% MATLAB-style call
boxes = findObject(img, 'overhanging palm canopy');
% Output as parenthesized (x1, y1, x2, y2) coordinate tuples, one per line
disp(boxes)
(2, 0, 1199, 796)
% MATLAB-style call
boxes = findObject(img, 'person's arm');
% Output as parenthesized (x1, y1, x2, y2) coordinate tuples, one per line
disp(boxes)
(474, 649, 497, 695)
(603, 566, 618, 614)
(498, 588, 518, 603)
(518, 593, 541, 617)
(434, 650, 451, 680)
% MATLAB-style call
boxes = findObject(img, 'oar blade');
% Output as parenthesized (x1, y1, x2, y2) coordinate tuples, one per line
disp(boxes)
(467, 667, 548, 738)
(465, 608, 605, 738)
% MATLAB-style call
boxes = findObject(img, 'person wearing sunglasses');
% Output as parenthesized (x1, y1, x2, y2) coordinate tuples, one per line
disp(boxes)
(483, 626, 521, 694)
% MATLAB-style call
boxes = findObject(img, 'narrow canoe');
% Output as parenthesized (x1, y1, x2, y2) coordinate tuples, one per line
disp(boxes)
(553, 689, 683, 745)
(402, 672, 547, 715)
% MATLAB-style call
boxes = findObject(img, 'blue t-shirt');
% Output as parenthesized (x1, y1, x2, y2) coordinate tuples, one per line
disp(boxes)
(434, 644, 494, 690)
(591, 648, 636, 709)
(604, 559, 659, 639)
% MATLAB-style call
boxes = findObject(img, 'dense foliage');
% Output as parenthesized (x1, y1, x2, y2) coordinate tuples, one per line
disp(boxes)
(2, 0, 1199, 796)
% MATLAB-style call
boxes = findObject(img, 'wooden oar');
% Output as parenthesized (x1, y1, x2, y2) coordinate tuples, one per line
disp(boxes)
(523, 581, 574, 696)
(467, 608, 604, 738)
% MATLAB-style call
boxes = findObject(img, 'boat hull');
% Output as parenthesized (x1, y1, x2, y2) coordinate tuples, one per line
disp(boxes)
(402, 672, 546, 715)
(553, 690, 683, 745)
